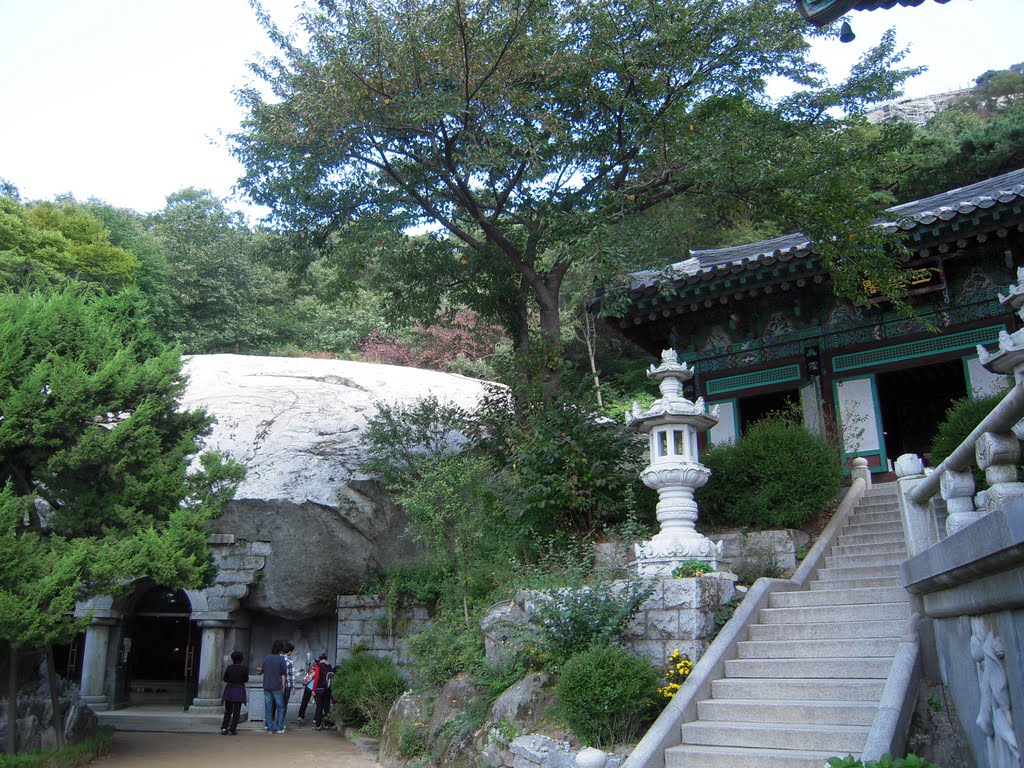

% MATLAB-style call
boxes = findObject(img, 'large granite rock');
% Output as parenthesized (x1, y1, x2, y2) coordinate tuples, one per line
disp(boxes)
(180, 354, 494, 619)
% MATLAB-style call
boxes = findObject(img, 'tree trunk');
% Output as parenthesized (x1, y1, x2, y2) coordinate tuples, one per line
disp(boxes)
(6, 642, 16, 756)
(45, 644, 65, 750)
(536, 283, 563, 399)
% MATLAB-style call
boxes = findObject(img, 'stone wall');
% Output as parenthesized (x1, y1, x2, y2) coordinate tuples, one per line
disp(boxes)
(902, 499, 1024, 768)
(621, 573, 736, 665)
(335, 595, 431, 677)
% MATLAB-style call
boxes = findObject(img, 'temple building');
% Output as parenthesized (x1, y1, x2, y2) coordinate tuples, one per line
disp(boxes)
(593, 168, 1024, 474)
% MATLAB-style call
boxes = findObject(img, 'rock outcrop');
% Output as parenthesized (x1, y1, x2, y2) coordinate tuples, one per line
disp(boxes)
(180, 354, 494, 619)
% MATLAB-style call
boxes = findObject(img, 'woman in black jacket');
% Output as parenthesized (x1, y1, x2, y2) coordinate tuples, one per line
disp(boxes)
(221, 650, 249, 735)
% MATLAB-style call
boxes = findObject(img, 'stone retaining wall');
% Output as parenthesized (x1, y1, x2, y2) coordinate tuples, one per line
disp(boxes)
(335, 595, 431, 675)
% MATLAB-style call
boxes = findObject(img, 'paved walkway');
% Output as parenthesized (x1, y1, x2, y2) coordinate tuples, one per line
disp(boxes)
(92, 728, 382, 768)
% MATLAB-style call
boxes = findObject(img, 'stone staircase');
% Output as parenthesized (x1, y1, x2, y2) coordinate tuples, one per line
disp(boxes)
(665, 484, 911, 768)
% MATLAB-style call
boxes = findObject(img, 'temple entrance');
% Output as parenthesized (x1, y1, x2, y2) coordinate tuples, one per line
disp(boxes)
(876, 359, 967, 466)
(738, 388, 799, 434)
(123, 586, 196, 707)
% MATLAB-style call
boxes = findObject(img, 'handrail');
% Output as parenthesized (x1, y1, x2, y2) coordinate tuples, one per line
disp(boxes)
(910, 378, 1024, 505)
(622, 477, 868, 768)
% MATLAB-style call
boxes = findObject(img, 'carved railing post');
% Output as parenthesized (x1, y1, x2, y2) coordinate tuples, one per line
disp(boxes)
(976, 431, 1024, 513)
(940, 468, 982, 536)
(894, 454, 940, 556)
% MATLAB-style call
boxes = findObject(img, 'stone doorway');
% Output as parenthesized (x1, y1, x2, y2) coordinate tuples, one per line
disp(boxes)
(122, 586, 197, 709)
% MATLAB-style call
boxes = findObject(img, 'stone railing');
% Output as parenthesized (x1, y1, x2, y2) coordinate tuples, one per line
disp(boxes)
(893, 301, 1024, 768)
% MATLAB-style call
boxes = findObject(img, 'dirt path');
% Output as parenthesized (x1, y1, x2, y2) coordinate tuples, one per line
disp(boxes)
(92, 728, 382, 768)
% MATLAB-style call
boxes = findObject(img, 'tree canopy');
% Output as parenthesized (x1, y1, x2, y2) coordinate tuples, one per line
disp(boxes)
(233, 0, 917, 386)
(0, 288, 243, 651)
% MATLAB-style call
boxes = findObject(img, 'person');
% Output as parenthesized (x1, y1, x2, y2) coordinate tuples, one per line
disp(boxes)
(261, 640, 287, 733)
(295, 662, 315, 725)
(311, 651, 333, 731)
(220, 650, 249, 735)
(272, 641, 296, 731)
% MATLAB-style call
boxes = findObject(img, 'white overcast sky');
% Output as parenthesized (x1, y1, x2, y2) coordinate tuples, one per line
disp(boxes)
(0, 0, 1022, 219)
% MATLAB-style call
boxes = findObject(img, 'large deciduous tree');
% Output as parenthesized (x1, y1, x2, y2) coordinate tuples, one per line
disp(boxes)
(233, 0, 915, 387)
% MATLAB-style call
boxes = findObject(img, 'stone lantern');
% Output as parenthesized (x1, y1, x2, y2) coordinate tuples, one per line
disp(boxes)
(627, 349, 723, 576)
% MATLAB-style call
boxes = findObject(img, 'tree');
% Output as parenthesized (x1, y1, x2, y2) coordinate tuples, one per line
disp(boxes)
(151, 188, 290, 354)
(0, 197, 140, 291)
(234, 0, 915, 389)
(0, 287, 243, 753)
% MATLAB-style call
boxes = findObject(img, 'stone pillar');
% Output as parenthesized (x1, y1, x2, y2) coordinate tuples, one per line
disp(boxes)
(894, 454, 939, 556)
(940, 467, 982, 536)
(188, 618, 232, 712)
(80, 618, 118, 711)
(850, 456, 872, 489)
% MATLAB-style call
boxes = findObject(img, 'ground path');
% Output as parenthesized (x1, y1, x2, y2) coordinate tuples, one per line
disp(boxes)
(91, 728, 382, 768)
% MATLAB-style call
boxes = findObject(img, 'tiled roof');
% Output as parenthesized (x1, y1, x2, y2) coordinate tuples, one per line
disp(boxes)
(852, 0, 950, 10)
(629, 167, 1024, 293)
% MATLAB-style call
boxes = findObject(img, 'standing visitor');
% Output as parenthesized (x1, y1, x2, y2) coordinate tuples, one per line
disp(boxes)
(312, 651, 333, 731)
(262, 640, 287, 733)
(272, 641, 297, 730)
(220, 650, 248, 736)
(295, 663, 315, 726)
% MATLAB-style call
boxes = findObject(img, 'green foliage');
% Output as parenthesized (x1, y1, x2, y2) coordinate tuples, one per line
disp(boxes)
(732, 553, 784, 585)
(671, 560, 713, 578)
(151, 188, 292, 354)
(0, 726, 112, 768)
(0, 197, 139, 291)
(529, 575, 654, 672)
(235, 0, 916, 375)
(0, 288, 243, 650)
(405, 622, 486, 690)
(930, 393, 1007, 484)
(360, 396, 471, 490)
(397, 720, 428, 758)
(698, 415, 842, 530)
(399, 455, 508, 626)
(713, 595, 742, 632)
(827, 754, 937, 768)
(332, 653, 407, 737)
(479, 387, 650, 536)
(556, 645, 660, 747)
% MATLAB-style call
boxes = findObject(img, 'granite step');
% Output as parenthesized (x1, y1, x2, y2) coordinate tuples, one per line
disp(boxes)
(697, 698, 879, 726)
(679, 721, 870, 752)
(747, 618, 903, 640)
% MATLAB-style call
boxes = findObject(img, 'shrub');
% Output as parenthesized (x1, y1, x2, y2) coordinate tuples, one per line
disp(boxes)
(930, 393, 1005, 484)
(405, 622, 486, 689)
(332, 653, 406, 737)
(732, 552, 784, 585)
(557, 644, 660, 747)
(530, 577, 653, 671)
(698, 415, 842, 529)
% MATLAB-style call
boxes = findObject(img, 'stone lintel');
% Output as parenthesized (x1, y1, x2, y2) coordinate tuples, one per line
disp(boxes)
(207, 533, 236, 545)
(192, 613, 233, 625)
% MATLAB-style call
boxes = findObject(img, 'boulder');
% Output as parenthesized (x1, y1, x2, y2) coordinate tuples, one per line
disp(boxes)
(180, 354, 494, 617)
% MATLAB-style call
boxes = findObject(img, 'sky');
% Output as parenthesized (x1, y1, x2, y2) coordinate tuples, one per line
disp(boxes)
(0, 0, 1022, 220)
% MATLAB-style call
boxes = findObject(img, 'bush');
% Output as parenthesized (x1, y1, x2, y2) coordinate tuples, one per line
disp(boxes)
(405, 622, 486, 689)
(557, 644, 660, 747)
(698, 415, 842, 529)
(332, 653, 407, 737)
(930, 393, 1005, 485)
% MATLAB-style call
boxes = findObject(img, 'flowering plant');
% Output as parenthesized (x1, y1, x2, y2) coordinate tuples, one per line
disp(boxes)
(672, 560, 710, 578)
(657, 648, 693, 699)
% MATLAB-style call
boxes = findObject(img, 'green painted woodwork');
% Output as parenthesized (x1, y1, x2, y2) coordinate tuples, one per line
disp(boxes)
(705, 364, 803, 396)
(831, 325, 1003, 373)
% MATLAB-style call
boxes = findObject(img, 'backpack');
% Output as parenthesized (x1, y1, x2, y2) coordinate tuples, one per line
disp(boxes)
(324, 667, 335, 691)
